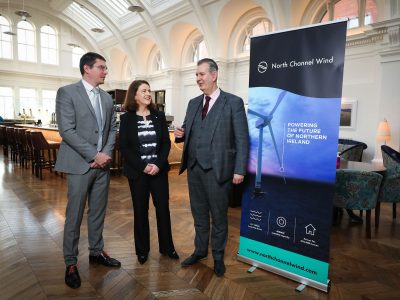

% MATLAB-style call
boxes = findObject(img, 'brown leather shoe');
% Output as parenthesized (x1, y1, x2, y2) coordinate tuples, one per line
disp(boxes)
(65, 264, 81, 288)
(89, 250, 121, 267)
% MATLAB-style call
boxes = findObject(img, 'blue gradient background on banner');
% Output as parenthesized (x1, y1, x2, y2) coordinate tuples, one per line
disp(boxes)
(247, 87, 341, 183)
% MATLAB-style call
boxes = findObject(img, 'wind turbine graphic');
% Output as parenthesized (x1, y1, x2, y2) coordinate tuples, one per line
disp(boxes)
(248, 90, 287, 197)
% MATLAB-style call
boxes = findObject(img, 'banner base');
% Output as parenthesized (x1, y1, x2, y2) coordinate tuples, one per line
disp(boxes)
(247, 265, 257, 273)
(237, 254, 330, 293)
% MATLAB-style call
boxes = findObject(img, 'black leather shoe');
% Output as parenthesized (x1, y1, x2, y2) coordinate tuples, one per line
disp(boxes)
(137, 254, 148, 264)
(181, 253, 207, 267)
(161, 250, 180, 260)
(89, 250, 121, 267)
(214, 260, 226, 277)
(65, 265, 81, 289)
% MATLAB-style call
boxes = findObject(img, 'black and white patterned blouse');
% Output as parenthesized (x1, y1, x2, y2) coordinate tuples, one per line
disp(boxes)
(137, 115, 157, 163)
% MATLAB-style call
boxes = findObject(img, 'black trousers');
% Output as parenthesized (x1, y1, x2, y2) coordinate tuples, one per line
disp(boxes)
(128, 171, 175, 256)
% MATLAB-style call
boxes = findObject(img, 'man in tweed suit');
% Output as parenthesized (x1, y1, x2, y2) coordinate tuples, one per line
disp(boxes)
(174, 58, 249, 276)
(55, 52, 120, 289)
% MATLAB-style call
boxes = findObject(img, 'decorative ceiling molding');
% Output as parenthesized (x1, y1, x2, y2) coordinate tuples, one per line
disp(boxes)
(135, 0, 170, 66)
(346, 18, 400, 49)
(188, 0, 215, 57)
(346, 27, 386, 48)
(73, 0, 137, 68)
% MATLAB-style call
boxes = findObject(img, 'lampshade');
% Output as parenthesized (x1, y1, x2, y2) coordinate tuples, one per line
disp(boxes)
(376, 118, 391, 144)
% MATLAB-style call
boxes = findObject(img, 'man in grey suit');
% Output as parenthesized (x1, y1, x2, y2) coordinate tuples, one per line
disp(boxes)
(55, 52, 120, 289)
(174, 58, 249, 276)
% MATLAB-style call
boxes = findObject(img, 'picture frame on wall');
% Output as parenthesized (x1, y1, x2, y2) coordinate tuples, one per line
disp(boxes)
(340, 99, 357, 129)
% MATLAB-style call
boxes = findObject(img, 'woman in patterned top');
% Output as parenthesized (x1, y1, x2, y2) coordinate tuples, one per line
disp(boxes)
(119, 80, 179, 264)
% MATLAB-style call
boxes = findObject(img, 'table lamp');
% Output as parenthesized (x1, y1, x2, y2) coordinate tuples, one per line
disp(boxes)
(376, 118, 391, 145)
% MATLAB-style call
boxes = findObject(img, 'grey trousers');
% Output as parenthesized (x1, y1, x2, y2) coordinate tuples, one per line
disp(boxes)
(63, 168, 110, 266)
(187, 163, 232, 261)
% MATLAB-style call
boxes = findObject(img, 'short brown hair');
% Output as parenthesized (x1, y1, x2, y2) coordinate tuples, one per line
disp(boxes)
(79, 52, 106, 75)
(123, 80, 156, 112)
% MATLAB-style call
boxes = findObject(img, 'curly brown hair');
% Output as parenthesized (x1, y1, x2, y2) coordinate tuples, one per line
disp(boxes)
(123, 80, 156, 112)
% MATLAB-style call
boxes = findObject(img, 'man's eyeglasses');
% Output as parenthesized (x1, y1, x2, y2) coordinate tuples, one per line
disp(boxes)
(94, 65, 108, 71)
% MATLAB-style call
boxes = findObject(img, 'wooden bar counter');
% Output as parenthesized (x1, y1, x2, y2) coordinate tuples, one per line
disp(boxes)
(15, 125, 182, 166)
(15, 124, 61, 142)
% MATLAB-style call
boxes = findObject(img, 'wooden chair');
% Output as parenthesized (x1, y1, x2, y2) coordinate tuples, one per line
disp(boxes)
(334, 169, 382, 239)
(30, 131, 60, 179)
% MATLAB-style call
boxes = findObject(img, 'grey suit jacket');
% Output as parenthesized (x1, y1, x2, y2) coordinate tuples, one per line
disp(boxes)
(178, 90, 249, 183)
(54, 81, 117, 174)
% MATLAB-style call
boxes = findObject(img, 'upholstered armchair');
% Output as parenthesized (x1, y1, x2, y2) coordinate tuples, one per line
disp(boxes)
(375, 145, 400, 227)
(339, 142, 367, 162)
(334, 169, 383, 239)
(338, 140, 368, 221)
(338, 139, 368, 160)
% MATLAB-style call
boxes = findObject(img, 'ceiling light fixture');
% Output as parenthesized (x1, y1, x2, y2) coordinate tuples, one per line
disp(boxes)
(15, 0, 31, 21)
(3, 31, 16, 36)
(15, 10, 31, 20)
(3, 0, 16, 35)
(91, 27, 105, 33)
(67, 43, 80, 48)
(3, 30, 16, 35)
(128, 5, 144, 13)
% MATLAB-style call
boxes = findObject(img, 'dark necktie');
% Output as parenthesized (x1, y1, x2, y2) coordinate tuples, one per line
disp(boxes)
(202, 96, 211, 120)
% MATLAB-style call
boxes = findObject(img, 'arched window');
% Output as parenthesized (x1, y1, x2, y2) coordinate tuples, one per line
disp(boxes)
(153, 50, 165, 71)
(72, 46, 85, 68)
(149, 47, 165, 72)
(0, 16, 13, 59)
(320, 0, 377, 29)
(242, 19, 272, 52)
(41, 25, 58, 65)
(192, 38, 208, 62)
(17, 21, 35, 62)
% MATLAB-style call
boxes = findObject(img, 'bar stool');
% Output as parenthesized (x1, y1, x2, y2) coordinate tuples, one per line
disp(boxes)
(30, 131, 60, 179)
(0, 125, 8, 157)
(5, 127, 17, 162)
(26, 131, 36, 175)
(15, 128, 27, 166)
(20, 129, 34, 169)
(111, 132, 122, 175)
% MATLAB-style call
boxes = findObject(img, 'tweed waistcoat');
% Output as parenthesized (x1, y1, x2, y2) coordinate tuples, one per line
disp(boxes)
(188, 103, 213, 170)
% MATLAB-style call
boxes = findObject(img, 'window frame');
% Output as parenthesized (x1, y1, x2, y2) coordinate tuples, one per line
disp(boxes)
(0, 16, 13, 59)
(40, 25, 58, 65)
(17, 20, 36, 62)
(0, 86, 14, 119)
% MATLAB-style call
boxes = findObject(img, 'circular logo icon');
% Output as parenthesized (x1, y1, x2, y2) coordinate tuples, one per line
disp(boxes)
(276, 216, 286, 227)
(258, 61, 268, 73)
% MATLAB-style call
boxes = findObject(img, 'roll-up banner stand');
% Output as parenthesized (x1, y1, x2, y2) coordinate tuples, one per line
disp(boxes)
(238, 20, 347, 293)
